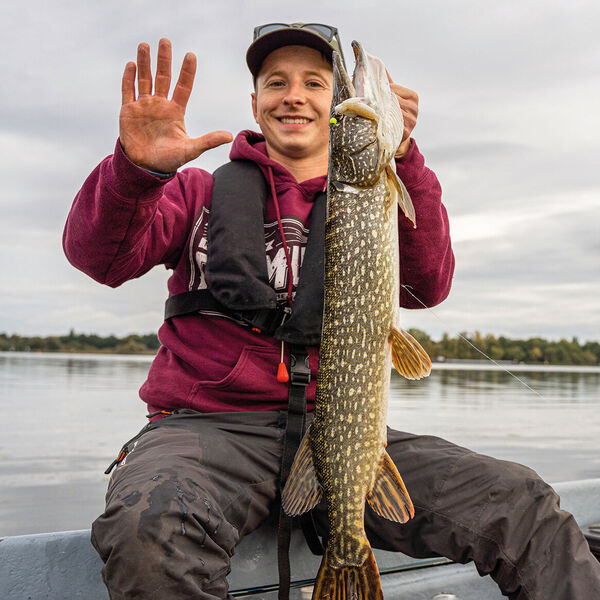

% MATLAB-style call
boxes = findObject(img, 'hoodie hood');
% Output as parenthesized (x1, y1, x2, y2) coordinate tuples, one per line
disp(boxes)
(230, 130, 327, 200)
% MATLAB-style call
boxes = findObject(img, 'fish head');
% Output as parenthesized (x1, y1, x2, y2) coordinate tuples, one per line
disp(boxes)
(329, 41, 404, 187)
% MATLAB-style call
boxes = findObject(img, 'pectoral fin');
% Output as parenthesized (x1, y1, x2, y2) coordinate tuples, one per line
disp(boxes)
(389, 327, 432, 380)
(366, 451, 414, 523)
(281, 428, 323, 516)
(386, 163, 416, 227)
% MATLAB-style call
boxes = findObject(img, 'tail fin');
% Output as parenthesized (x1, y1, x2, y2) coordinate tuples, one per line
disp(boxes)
(312, 548, 383, 600)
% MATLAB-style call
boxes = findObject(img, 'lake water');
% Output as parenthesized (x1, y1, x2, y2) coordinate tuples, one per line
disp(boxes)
(1, 352, 599, 537)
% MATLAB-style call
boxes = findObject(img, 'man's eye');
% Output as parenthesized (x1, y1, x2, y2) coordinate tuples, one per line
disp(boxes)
(268, 80, 285, 88)
(307, 81, 323, 88)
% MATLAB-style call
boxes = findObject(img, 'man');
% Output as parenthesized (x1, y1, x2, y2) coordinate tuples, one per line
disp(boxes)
(63, 23, 599, 600)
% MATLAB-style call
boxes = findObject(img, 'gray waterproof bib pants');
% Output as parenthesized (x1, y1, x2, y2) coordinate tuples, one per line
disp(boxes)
(91, 410, 600, 599)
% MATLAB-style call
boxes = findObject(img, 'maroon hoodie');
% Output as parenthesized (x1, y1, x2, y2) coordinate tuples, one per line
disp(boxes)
(63, 130, 454, 414)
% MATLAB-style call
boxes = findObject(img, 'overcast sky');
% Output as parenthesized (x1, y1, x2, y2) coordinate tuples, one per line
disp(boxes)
(1, 1, 598, 342)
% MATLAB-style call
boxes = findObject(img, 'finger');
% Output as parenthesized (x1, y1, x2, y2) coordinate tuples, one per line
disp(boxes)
(391, 83, 418, 101)
(401, 117, 417, 143)
(155, 38, 172, 98)
(401, 108, 417, 137)
(385, 68, 394, 84)
(395, 90, 417, 118)
(122, 61, 136, 104)
(137, 42, 153, 96)
(172, 52, 197, 108)
(186, 130, 233, 161)
(400, 100, 418, 122)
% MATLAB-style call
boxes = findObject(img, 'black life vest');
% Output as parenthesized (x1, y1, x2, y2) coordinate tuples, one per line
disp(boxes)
(164, 160, 326, 346)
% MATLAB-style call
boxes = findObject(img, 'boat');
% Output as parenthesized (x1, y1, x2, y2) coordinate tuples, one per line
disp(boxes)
(1, 478, 598, 599)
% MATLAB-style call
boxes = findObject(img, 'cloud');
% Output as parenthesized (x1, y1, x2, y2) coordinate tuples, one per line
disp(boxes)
(1, 1, 599, 342)
(451, 189, 600, 243)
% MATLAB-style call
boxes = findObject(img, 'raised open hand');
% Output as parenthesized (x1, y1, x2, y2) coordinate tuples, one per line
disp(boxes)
(120, 38, 233, 173)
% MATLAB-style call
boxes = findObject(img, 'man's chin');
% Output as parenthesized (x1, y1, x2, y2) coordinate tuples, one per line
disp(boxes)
(272, 140, 311, 158)
(264, 136, 328, 163)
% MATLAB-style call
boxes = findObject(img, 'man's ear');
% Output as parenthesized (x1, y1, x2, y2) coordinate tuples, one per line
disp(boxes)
(251, 92, 258, 123)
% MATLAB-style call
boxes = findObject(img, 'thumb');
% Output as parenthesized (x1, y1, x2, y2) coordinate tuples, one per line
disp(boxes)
(186, 130, 233, 160)
(385, 69, 394, 84)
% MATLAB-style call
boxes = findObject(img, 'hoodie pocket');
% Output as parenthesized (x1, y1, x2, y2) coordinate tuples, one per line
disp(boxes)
(187, 345, 286, 405)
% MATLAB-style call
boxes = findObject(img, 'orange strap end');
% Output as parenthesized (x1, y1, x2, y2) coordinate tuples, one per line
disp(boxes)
(276, 362, 289, 383)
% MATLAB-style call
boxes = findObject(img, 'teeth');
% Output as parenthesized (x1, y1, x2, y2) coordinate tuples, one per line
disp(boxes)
(280, 118, 310, 124)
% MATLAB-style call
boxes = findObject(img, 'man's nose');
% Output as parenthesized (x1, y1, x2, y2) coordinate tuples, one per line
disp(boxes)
(283, 81, 306, 105)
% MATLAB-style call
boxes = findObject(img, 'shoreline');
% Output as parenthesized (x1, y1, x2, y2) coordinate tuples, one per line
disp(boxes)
(2, 350, 600, 373)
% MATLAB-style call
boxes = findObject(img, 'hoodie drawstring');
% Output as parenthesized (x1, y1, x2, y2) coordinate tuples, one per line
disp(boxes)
(267, 166, 293, 383)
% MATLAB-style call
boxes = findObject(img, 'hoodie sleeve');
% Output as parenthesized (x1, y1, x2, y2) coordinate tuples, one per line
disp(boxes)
(63, 140, 213, 288)
(394, 139, 455, 309)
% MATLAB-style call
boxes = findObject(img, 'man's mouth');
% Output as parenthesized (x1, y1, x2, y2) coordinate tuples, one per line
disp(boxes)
(278, 117, 312, 124)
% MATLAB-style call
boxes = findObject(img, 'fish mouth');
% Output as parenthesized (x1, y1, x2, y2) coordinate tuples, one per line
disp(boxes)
(351, 40, 369, 99)
(332, 51, 355, 106)
(331, 42, 379, 122)
(331, 41, 373, 109)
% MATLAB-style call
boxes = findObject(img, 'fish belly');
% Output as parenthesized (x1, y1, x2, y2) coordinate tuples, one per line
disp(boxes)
(312, 181, 395, 564)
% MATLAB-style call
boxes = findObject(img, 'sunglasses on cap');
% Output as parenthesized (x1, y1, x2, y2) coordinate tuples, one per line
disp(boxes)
(251, 22, 346, 68)
(253, 22, 339, 42)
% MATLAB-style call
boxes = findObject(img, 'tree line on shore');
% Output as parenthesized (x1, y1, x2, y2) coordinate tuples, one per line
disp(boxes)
(0, 330, 160, 355)
(1, 329, 599, 365)
(409, 329, 599, 366)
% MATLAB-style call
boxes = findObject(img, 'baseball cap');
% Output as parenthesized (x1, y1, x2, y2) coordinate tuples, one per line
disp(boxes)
(246, 22, 346, 78)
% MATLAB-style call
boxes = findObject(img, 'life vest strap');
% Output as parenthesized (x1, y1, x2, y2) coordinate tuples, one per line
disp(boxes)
(164, 289, 289, 336)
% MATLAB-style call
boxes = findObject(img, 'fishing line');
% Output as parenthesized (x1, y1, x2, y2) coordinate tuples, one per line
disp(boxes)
(401, 285, 544, 398)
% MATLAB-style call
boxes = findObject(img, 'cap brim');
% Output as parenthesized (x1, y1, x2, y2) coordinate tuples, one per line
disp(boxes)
(246, 29, 336, 77)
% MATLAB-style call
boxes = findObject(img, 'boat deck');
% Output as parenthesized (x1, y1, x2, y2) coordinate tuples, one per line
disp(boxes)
(1, 479, 599, 599)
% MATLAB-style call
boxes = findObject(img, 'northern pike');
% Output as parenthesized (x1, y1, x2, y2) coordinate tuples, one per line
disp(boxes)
(281, 41, 432, 599)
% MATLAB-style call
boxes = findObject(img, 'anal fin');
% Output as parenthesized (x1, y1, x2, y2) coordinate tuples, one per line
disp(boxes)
(366, 451, 414, 523)
(281, 428, 323, 516)
(389, 326, 432, 380)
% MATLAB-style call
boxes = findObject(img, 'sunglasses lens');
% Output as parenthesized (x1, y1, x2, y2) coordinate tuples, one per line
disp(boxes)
(302, 24, 335, 40)
(254, 23, 288, 39)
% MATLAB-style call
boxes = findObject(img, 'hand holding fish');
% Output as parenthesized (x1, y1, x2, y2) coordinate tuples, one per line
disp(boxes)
(119, 38, 232, 173)
(386, 72, 419, 158)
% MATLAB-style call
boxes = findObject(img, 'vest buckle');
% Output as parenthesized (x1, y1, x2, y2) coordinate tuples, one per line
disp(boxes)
(237, 306, 289, 336)
(289, 349, 311, 388)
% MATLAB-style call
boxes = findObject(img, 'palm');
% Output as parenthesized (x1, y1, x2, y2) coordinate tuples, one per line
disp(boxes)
(119, 39, 232, 173)
(120, 95, 190, 173)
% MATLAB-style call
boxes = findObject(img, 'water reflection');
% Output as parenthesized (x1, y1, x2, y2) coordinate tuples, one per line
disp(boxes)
(391, 367, 600, 406)
(0, 353, 599, 536)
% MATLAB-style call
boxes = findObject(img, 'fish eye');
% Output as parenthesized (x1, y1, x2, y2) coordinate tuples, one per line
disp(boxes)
(329, 115, 343, 125)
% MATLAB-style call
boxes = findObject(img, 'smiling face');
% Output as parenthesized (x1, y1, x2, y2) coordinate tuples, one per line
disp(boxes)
(251, 45, 333, 170)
